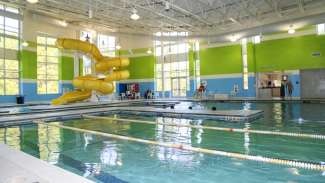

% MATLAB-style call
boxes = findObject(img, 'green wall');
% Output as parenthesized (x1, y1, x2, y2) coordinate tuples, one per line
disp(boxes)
(19, 47, 74, 81)
(200, 44, 243, 75)
(20, 50, 37, 79)
(254, 35, 325, 72)
(127, 56, 155, 79)
(60, 56, 74, 80)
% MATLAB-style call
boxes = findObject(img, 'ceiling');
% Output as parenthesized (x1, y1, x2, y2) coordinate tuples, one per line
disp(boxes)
(4, 0, 325, 37)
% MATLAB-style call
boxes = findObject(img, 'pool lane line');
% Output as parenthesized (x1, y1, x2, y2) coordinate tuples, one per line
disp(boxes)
(33, 120, 325, 172)
(82, 115, 325, 140)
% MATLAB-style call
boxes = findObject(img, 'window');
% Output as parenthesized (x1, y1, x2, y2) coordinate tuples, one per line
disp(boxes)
(80, 31, 94, 75)
(193, 41, 200, 89)
(241, 38, 249, 90)
(0, 4, 20, 95)
(37, 35, 59, 94)
(98, 34, 116, 57)
(317, 24, 325, 35)
(154, 32, 190, 97)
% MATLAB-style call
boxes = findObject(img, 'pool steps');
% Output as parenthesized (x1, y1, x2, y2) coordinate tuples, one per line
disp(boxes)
(83, 115, 325, 140)
(34, 120, 325, 172)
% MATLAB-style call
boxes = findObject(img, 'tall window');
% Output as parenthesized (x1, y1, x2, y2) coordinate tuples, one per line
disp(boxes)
(98, 34, 116, 57)
(97, 34, 117, 92)
(241, 38, 249, 90)
(193, 41, 200, 90)
(37, 35, 59, 94)
(80, 31, 93, 75)
(155, 32, 190, 97)
(0, 4, 20, 95)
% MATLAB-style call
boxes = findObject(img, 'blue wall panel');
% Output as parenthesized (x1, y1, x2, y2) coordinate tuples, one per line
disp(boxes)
(286, 74, 300, 97)
(200, 76, 256, 97)
(0, 82, 74, 103)
(116, 82, 155, 97)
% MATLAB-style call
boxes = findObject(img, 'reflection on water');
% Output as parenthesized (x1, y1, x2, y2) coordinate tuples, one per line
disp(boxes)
(195, 120, 203, 144)
(1, 102, 325, 183)
(38, 122, 61, 164)
(100, 141, 122, 167)
(244, 122, 250, 154)
(154, 118, 196, 163)
(273, 103, 283, 128)
(0, 127, 21, 150)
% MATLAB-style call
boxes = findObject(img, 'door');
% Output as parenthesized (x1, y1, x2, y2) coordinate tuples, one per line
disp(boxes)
(171, 77, 187, 97)
(301, 69, 325, 99)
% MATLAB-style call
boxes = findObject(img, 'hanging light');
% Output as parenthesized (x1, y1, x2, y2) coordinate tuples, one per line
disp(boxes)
(229, 34, 238, 42)
(130, 9, 140, 20)
(22, 41, 29, 47)
(59, 20, 68, 27)
(288, 25, 295, 34)
(88, 8, 93, 19)
(252, 35, 261, 44)
(116, 44, 121, 50)
(26, 0, 39, 4)
(147, 48, 152, 54)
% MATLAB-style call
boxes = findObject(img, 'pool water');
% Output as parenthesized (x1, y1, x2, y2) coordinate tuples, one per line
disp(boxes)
(1, 102, 325, 183)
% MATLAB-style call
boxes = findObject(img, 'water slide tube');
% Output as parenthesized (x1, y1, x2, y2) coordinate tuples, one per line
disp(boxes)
(51, 38, 130, 105)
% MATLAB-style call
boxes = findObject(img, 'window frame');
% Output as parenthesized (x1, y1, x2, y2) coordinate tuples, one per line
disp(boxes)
(0, 4, 21, 96)
(36, 34, 60, 94)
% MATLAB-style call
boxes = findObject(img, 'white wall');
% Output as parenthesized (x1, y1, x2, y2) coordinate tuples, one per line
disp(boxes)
(22, 10, 152, 50)
(22, 11, 77, 42)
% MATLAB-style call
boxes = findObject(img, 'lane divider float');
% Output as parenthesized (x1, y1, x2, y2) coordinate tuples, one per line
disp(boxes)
(33, 120, 325, 171)
(83, 115, 325, 140)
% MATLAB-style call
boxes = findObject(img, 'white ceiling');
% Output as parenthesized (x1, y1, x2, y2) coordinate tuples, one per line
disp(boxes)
(4, 0, 325, 38)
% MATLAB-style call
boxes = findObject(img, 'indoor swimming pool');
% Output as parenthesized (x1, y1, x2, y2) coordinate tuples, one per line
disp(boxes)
(1, 102, 325, 183)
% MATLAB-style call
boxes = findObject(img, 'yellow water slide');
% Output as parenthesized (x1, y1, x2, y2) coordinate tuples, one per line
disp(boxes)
(51, 38, 129, 105)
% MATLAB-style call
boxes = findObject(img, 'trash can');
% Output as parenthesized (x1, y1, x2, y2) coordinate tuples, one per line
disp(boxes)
(16, 95, 24, 104)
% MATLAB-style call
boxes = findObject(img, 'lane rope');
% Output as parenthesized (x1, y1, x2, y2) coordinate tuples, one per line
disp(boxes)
(83, 115, 325, 140)
(33, 120, 325, 171)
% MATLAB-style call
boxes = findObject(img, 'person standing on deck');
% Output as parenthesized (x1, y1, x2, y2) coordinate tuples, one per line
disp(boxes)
(286, 80, 294, 98)
(280, 81, 286, 100)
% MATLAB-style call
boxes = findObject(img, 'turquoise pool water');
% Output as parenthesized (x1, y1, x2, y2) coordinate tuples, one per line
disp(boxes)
(1, 102, 325, 182)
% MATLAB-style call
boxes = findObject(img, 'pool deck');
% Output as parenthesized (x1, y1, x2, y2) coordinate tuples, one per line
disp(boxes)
(116, 107, 263, 122)
(0, 101, 263, 126)
(0, 144, 94, 183)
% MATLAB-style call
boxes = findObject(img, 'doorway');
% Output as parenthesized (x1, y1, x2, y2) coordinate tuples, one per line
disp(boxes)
(171, 77, 187, 97)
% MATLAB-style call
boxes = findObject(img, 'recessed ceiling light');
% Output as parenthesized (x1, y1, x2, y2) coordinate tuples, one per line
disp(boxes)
(26, 0, 39, 4)
(130, 9, 140, 20)
(288, 25, 295, 34)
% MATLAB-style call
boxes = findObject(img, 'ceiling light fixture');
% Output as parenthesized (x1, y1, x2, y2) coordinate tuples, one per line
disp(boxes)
(26, 0, 39, 4)
(252, 35, 261, 44)
(130, 9, 140, 20)
(22, 41, 29, 47)
(60, 20, 68, 27)
(288, 25, 295, 34)
(229, 35, 238, 42)
(165, 2, 170, 11)
(88, 8, 93, 19)
(116, 44, 121, 50)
